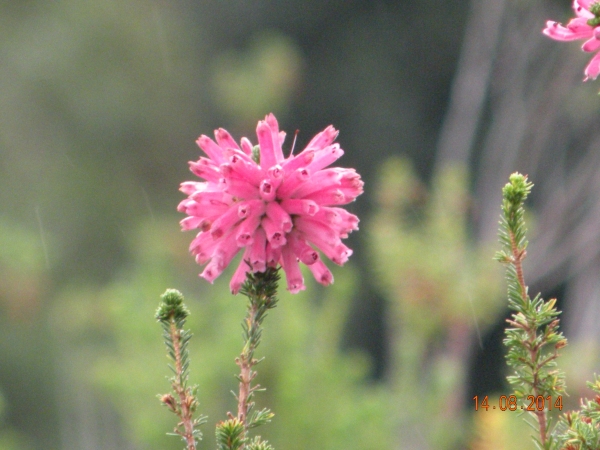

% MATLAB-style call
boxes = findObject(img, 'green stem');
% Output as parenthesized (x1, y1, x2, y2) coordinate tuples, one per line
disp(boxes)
(509, 229, 548, 447)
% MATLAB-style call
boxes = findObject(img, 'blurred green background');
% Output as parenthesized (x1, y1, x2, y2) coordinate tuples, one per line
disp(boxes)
(2, 0, 600, 449)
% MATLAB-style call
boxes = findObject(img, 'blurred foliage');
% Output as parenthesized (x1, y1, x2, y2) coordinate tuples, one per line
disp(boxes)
(469, 396, 532, 450)
(48, 217, 390, 449)
(368, 157, 504, 449)
(0, 0, 205, 284)
(210, 31, 303, 125)
(0, 218, 56, 449)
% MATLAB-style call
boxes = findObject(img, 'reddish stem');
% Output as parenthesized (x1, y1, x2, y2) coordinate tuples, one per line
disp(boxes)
(170, 321, 197, 450)
(236, 302, 259, 446)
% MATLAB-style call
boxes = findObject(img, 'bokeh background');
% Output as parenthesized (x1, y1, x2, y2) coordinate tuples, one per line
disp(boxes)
(2, 0, 600, 449)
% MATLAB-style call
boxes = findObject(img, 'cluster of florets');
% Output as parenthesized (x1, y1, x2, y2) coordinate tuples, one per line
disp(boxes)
(544, 0, 600, 80)
(178, 114, 363, 294)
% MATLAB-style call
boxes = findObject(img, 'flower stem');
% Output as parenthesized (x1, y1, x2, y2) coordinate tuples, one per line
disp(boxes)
(235, 268, 279, 445)
(156, 289, 206, 450)
(169, 320, 198, 450)
(509, 230, 547, 446)
(236, 302, 259, 430)
(497, 174, 566, 450)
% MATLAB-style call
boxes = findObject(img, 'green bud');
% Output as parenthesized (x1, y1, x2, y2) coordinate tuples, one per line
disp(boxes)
(252, 145, 261, 164)
(155, 289, 190, 322)
(502, 172, 532, 206)
(586, 2, 600, 28)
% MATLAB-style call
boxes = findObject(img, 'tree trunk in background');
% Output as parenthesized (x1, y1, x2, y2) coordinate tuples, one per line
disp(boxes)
(433, 0, 507, 170)
(435, 0, 600, 345)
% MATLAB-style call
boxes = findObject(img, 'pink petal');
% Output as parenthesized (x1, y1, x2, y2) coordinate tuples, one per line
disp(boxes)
(281, 244, 305, 293)
(306, 144, 344, 172)
(313, 207, 359, 236)
(294, 216, 352, 264)
(279, 198, 319, 216)
(200, 259, 221, 283)
(200, 231, 242, 282)
(259, 179, 277, 202)
(583, 36, 600, 52)
(276, 168, 311, 199)
(248, 227, 267, 272)
(574, 0, 595, 18)
(291, 169, 344, 198)
(304, 125, 338, 150)
(267, 165, 284, 183)
(215, 128, 241, 151)
(240, 137, 253, 155)
(261, 215, 287, 248)
(190, 232, 220, 264)
(256, 121, 278, 169)
(196, 135, 227, 164)
(543, 19, 593, 41)
(287, 230, 319, 265)
(265, 113, 285, 163)
(184, 199, 229, 218)
(266, 201, 292, 233)
(177, 198, 194, 213)
(229, 154, 264, 185)
(235, 202, 266, 246)
(338, 170, 364, 201)
(230, 250, 252, 294)
(307, 259, 334, 286)
(303, 187, 346, 206)
(190, 190, 228, 205)
(179, 181, 207, 195)
(316, 241, 352, 266)
(179, 216, 201, 231)
(189, 158, 221, 183)
(294, 216, 337, 246)
(280, 149, 315, 175)
(220, 176, 260, 199)
(237, 199, 265, 219)
(265, 241, 282, 267)
(584, 50, 600, 80)
(210, 204, 243, 238)
(569, 16, 596, 31)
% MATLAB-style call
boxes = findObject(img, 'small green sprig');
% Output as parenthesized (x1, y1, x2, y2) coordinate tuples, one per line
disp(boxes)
(560, 375, 600, 450)
(496, 173, 567, 449)
(216, 267, 279, 450)
(156, 289, 207, 450)
(216, 419, 245, 450)
(215, 419, 273, 450)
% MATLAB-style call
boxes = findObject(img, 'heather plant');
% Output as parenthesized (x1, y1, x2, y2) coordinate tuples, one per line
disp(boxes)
(495, 173, 567, 449)
(496, 173, 600, 450)
(46, 211, 390, 450)
(155, 114, 364, 449)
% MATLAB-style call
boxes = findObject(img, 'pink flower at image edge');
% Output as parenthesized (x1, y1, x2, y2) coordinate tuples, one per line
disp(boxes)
(178, 114, 363, 294)
(543, 0, 600, 80)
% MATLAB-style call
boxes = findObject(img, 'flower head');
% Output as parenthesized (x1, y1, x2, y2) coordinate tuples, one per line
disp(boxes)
(178, 114, 363, 294)
(543, 0, 600, 80)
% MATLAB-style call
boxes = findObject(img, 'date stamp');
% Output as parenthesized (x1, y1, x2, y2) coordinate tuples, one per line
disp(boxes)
(473, 395, 563, 411)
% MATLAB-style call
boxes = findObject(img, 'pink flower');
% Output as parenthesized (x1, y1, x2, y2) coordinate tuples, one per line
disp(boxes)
(543, 0, 600, 80)
(178, 114, 363, 294)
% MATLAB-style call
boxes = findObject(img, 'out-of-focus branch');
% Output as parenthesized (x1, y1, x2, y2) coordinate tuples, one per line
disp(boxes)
(433, 0, 507, 172)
